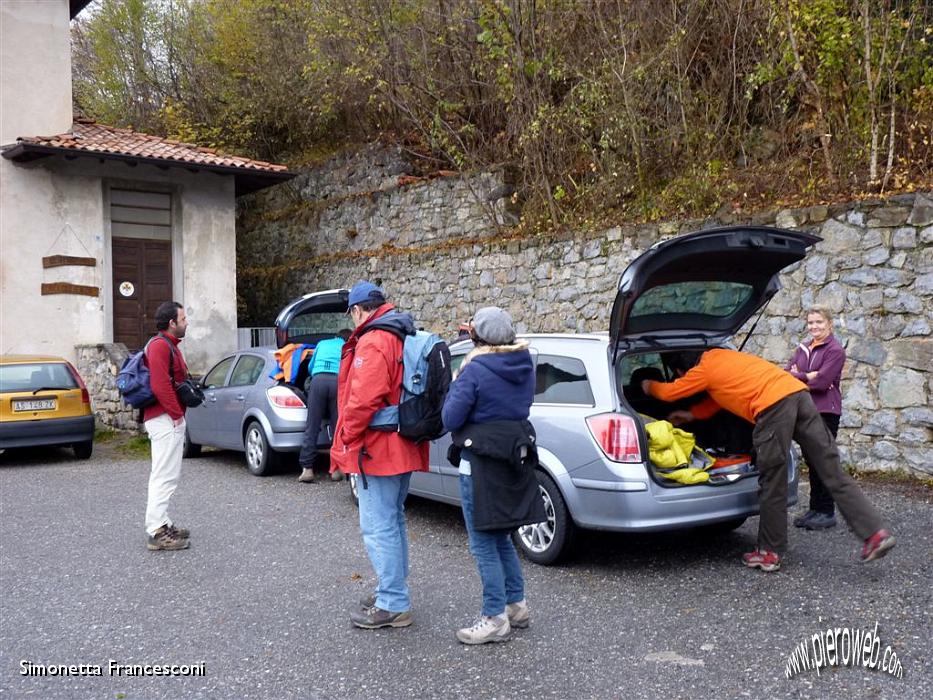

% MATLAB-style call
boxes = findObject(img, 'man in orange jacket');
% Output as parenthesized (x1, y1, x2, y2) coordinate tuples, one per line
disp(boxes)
(643, 348, 895, 572)
(332, 282, 429, 628)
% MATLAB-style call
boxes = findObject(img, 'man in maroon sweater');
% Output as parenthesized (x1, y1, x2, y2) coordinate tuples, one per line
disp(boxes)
(143, 301, 191, 551)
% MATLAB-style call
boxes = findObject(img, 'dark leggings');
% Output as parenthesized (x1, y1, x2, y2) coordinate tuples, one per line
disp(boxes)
(809, 413, 840, 514)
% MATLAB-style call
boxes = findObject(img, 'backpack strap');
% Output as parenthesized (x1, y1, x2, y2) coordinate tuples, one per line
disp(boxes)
(148, 333, 180, 389)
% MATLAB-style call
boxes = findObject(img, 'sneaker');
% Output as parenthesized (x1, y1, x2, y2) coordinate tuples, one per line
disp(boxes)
(330, 468, 345, 482)
(456, 615, 512, 645)
(803, 512, 836, 530)
(861, 529, 896, 562)
(147, 524, 189, 551)
(350, 606, 413, 630)
(793, 510, 817, 528)
(506, 600, 530, 629)
(297, 468, 316, 483)
(168, 524, 190, 539)
(742, 549, 781, 572)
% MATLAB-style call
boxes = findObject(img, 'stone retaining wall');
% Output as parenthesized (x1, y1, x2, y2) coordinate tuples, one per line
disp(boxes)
(239, 148, 932, 477)
(75, 343, 140, 432)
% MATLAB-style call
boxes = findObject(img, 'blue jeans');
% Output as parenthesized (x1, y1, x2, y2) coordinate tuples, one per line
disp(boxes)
(357, 472, 412, 613)
(459, 474, 525, 617)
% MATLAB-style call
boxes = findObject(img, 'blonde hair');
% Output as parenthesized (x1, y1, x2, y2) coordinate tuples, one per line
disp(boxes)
(805, 305, 834, 327)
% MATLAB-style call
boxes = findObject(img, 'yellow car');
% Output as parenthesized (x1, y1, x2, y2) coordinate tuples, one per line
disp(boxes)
(0, 355, 95, 459)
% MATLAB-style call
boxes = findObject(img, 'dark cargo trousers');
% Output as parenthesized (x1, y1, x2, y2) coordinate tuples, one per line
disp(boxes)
(752, 390, 883, 554)
(809, 412, 840, 515)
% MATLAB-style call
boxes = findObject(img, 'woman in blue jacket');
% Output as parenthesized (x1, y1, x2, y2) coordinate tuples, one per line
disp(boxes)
(442, 306, 535, 645)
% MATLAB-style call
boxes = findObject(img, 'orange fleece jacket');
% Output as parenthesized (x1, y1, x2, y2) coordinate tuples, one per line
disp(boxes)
(645, 348, 807, 424)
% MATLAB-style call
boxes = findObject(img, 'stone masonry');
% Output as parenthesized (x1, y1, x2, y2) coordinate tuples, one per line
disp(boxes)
(237, 146, 931, 478)
(76, 343, 139, 432)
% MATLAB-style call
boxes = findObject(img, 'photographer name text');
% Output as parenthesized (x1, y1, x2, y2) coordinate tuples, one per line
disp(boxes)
(20, 659, 206, 677)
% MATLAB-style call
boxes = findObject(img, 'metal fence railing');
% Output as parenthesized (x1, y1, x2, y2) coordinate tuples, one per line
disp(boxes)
(237, 327, 276, 349)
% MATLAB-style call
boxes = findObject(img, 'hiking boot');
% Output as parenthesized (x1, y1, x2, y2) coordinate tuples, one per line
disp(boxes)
(330, 468, 345, 482)
(350, 606, 413, 630)
(803, 512, 836, 530)
(147, 524, 189, 551)
(793, 510, 817, 528)
(742, 549, 781, 572)
(861, 529, 895, 562)
(456, 615, 512, 645)
(359, 593, 376, 609)
(168, 524, 190, 539)
(506, 600, 530, 629)
(298, 468, 316, 483)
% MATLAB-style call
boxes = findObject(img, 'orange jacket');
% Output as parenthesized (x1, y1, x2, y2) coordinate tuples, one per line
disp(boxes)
(645, 348, 807, 423)
(271, 343, 314, 384)
(330, 304, 429, 477)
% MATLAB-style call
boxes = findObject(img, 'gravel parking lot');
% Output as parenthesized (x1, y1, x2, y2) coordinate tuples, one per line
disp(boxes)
(1, 439, 930, 699)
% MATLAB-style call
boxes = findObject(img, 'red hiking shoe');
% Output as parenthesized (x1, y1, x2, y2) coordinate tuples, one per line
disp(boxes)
(861, 529, 896, 562)
(742, 549, 781, 572)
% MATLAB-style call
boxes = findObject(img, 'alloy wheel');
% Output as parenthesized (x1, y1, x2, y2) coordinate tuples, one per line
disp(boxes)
(516, 485, 556, 553)
(246, 426, 264, 471)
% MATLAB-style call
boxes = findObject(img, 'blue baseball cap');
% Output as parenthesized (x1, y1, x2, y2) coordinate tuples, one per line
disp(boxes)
(347, 281, 386, 309)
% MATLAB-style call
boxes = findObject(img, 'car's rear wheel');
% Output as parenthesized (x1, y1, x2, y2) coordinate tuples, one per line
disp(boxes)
(244, 422, 278, 476)
(73, 441, 93, 460)
(183, 428, 201, 458)
(512, 472, 575, 566)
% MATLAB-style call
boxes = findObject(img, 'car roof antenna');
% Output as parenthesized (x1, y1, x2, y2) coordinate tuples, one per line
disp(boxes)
(737, 300, 772, 352)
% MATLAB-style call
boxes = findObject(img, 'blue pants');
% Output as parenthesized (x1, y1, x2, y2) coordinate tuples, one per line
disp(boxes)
(357, 473, 412, 613)
(459, 474, 525, 617)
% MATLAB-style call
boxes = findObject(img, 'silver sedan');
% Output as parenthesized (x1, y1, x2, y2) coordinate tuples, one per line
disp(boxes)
(183, 348, 330, 476)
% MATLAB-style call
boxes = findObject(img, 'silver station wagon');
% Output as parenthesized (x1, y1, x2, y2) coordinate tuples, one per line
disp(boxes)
(349, 226, 817, 565)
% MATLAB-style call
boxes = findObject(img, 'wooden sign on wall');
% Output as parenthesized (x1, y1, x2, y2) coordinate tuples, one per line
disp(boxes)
(41, 282, 100, 297)
(42, 255, 96, 268)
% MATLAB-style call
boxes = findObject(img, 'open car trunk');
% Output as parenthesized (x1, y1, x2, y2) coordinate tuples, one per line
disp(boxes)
(617, 349, 757, 487)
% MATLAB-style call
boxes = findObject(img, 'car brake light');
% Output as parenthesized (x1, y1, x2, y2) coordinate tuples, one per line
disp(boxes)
(65, 362, 90, 403)
(586, 412, 641, 462)
(267, 386, 306, 408)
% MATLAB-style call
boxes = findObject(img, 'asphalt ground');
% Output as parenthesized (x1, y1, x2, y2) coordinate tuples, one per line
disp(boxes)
(1, 439, 930, 700)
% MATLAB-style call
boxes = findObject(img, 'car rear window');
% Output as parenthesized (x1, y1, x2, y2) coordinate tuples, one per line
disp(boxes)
(288, 312, 351, 343)
(0, 363, 78, 393)
(534, 355, 594, 405)
(631, 281, 754, 318)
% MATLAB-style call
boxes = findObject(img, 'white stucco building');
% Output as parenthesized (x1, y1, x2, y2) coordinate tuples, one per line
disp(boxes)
(0, 0, 293, 373)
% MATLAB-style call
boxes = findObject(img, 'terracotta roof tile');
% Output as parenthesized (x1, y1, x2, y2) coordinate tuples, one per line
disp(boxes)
(14, 119, 289, 173)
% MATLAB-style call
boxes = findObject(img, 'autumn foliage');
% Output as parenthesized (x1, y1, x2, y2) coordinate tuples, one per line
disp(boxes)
(73, 0, 933, 227)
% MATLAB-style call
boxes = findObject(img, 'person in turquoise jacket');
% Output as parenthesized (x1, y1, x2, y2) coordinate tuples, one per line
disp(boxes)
(298, 329, 351, 482)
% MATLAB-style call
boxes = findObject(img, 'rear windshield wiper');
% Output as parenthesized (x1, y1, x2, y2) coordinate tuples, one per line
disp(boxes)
(31, 386, 71, 395)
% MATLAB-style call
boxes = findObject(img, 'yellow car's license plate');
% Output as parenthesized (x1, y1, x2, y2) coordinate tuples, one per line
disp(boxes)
(13, 398, 56, 411)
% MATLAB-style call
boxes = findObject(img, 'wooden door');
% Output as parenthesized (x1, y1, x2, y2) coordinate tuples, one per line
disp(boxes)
(112, 237, 173, 351)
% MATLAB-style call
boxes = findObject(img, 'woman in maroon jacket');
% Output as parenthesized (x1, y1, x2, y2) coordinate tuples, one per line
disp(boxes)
(785, 305, 847, 531)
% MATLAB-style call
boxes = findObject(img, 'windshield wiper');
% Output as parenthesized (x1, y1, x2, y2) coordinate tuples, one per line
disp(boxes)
(31, 386, 70, 395)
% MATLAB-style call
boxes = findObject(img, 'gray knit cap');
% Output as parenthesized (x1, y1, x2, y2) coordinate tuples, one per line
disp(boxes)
(472, 306, 516, 345)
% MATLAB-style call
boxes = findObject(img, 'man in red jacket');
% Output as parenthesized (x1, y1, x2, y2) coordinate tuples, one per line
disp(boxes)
(142, 301, 191, 551)
(332, 282, 429, 629)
